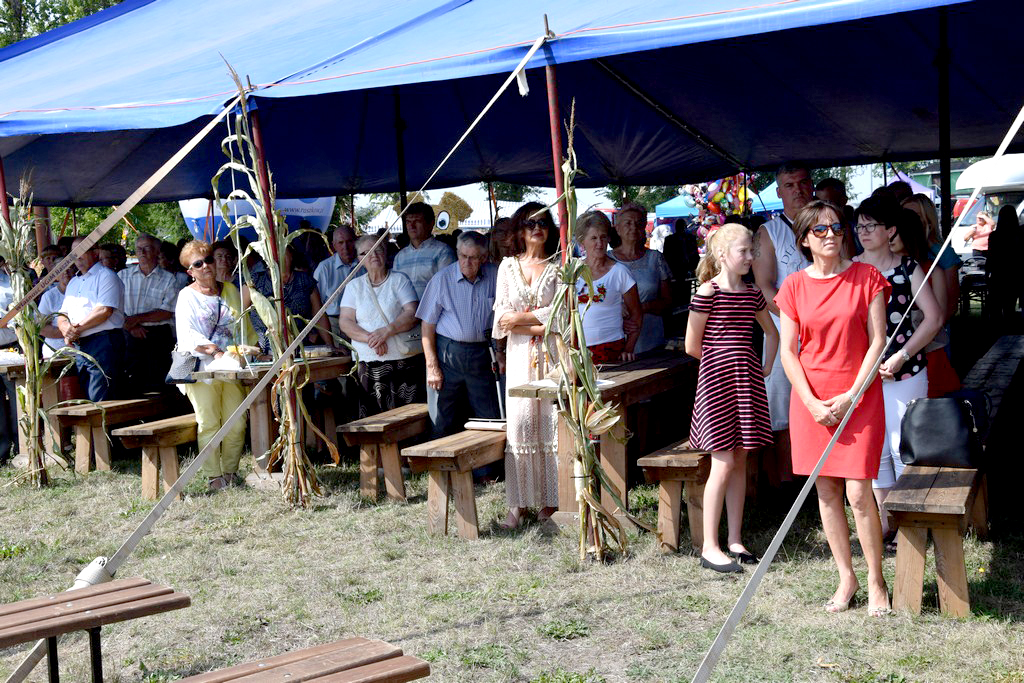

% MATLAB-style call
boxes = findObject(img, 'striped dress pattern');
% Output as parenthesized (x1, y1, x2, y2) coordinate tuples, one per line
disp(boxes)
(688, 282, 773, 451)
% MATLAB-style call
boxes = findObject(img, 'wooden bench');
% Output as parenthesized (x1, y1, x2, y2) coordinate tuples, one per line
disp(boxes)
(48, 395, 170, 474)
(112, 414, 197, 500)
(637, 440, 711, 553)
(402, 430, 506, 540)
(178, 637, 430, 682)
(884, 465, 986, 617)
(338, 403, 429, 503)
(0, 577, 190, 682)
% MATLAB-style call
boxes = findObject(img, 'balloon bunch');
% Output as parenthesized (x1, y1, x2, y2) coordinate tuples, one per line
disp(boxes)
(680, 173, 759, 242)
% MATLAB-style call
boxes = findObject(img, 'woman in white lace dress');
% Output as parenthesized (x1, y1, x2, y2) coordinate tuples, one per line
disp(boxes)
(493, 202, 562, 529)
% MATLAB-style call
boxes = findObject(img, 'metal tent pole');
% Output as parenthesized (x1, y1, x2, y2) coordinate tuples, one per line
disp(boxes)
(938, 8, 952, 237)
(545, 64, 568, 256)
(0, 154, 10, 227)
(33, 207, 52, 254)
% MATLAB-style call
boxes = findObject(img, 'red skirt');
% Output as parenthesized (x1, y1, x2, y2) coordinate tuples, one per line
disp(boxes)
(588, 339, 624, 365)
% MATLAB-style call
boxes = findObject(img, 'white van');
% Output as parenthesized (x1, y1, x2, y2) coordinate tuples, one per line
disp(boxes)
(952, 154, 1024, 254)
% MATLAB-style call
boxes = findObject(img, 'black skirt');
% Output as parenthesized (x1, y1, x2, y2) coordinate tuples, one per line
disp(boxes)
(356, 355, 425, 418)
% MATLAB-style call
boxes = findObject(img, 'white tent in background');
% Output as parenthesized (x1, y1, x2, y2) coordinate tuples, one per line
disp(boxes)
(363, 198, 522, 233)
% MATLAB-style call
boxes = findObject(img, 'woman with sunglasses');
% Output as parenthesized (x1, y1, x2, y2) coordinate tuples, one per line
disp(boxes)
(174, 240, 249, 491)
(776, 200, 892, 617)
(853, 199, 942, 543)
(493, 202, 562, 528)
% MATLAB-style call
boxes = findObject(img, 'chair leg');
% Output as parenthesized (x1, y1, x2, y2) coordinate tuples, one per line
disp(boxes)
(74, 426, 92, 474)
(451, 471, 479, 540)
(91, 425, 111, 471)
(159, 446, 181, 500)
(426, 471, 450, 535)
(379, 442, 407, 502)
(657, 479, 682, 553)
(140, 446, 159, 500)
(359, 444, 379, 500)
(933, 528, 970, 617)
(893, 525, 928, 614)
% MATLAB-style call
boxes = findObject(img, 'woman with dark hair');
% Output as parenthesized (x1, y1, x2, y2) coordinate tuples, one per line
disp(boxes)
(159, 240, 190, 290)
(493, 202, 561, 528)
(853, 200, 941, 540)
(610, 203, 672, 353)
(776, 200, 891, 616)
(488, 217, 517, 262)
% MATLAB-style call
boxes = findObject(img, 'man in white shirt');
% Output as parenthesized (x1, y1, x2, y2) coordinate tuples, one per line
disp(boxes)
(119, 233, 179, 395)
(57, 237, 126, 401)
(393, 202, 456, 299)
(751, 162, 814, 484)
(313, 224, 356, 340)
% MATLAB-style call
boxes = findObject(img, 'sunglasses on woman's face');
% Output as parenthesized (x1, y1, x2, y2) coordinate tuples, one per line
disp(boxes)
(524, 219, 551, 229)
(189, 255, 215, 270)
(809, 223, 845, 238)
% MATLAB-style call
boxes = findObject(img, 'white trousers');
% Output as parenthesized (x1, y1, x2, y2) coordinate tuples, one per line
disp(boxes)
(873, 369, 928, 489)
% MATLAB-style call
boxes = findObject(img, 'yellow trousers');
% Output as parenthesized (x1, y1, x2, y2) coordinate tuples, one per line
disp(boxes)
(184, 380, 247, 479)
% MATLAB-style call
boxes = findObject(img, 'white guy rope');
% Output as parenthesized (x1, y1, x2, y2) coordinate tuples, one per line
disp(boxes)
(691, 99, 1024, 683)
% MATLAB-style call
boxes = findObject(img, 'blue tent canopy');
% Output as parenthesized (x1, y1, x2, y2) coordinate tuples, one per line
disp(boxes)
(2, 0, 1018, 207)
(655, 194, 695, 219)
(751, 183, 784, 213)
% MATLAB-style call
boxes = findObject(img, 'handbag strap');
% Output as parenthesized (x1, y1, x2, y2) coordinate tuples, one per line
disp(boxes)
(365, 277, 392, 335)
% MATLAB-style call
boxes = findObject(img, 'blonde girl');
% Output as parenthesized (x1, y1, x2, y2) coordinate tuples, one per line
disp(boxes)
(685, 224, 779, 572)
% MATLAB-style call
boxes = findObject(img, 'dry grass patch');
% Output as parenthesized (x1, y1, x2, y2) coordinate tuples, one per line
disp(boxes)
(0, 457, 1022, 682)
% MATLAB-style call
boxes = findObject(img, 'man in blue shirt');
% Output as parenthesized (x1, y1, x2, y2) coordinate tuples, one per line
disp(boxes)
(416, 231, 500, 438)
(394, 202, 456, 299)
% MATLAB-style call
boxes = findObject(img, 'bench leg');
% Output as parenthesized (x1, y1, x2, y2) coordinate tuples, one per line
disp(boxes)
(91, 425, 111, 471)
(933, 528, 970, 617)
(359, 444, 380, 500)
(685, 479, 705, 551)
(379, 442, 407, 502)
(74, 426, 92, 474)
(556, 415, 577, 513)
(451, 470, 479, 540)
(657, 480, 682, 553)
(970, 475, 989, 540)
(600, 421, 628, 514)
(427, 471, 450, 535)
(159, 446, 181, 501)
(140, 446, 160, 500)
(41, 380, 60, 456)
(893, 525, 927, 614)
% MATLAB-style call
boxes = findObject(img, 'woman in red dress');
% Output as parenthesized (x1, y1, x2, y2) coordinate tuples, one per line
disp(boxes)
(775, 200, 892, 617)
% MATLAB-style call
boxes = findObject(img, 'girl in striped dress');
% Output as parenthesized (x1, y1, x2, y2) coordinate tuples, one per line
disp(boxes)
(685, 224, 778, 573)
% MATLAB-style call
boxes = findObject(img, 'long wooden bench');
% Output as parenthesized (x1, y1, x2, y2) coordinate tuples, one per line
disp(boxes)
(637, 440, 711, 553)
(338, 403, 430, 503)
(0, 578, 190, 682)
(178, 637, 430, 682)
(48, 395, 170, 474)
(884, 466, 986, 617)
(402, 430, 506, 540)
(112, 414, 197, 500)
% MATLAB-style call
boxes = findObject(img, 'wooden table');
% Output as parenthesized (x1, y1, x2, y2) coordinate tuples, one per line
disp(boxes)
(509, 351, 696, 525)
(0, 357, 69, 457)
(0, 577, 190, 682)
(193, 355, 351, 466)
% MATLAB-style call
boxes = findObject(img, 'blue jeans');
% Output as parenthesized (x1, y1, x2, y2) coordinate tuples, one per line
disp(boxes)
(76, 330, 125, 402)
(427, 336, 501, 439)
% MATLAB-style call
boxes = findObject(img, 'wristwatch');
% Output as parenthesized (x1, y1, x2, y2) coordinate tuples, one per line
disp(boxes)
(899, 348, 912, 363)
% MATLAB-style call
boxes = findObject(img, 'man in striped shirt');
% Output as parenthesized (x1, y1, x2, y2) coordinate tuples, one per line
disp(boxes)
(393, 202, 456, 299)
(118, 233, 180, 395)
(416, 231, 500, 439)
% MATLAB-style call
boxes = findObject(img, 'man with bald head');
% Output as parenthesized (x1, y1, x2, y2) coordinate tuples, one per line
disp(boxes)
(119, 233, 179, 394)
(751, 162, 814, 483)
(314, 224, 357, 341)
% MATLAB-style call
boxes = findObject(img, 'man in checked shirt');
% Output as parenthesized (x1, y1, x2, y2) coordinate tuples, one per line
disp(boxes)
(118, 233, 180, 395)
(416, 231, 501, 440)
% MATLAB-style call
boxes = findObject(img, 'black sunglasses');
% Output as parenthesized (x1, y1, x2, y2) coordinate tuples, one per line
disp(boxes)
(524, 218, 552, 229)
(189, 255, 215, 270)
(809, 223, 845, 238)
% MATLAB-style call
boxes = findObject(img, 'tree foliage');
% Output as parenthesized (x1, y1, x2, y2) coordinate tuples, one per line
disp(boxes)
(479, 181, 541, 203)
(599, 185, 679, 210)
(48, 203, 190, 247)
(1, 0, 121, 47)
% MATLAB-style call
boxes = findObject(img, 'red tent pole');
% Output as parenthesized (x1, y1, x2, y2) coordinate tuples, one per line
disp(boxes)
(545, 64, 568, 260)
(249, 108, 290, 346)
(0, 154, 11, 227)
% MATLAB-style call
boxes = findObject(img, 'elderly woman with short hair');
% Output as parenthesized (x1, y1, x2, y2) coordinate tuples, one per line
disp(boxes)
(174, 240, 248, 491)
(339, 234, 422, 417)
(610, 203, 672, 353)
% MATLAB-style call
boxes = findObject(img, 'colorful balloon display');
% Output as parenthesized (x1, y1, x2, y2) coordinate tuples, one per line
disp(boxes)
(679, 173, 760, 243)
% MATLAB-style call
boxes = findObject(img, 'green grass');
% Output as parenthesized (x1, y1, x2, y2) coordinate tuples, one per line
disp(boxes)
(0, 458, 1022, 682)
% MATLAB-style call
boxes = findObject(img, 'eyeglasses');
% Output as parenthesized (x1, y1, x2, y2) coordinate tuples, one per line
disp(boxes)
(189, 255, 215, 270)
(855, 222, 883, 234)
(524, 219, 551, 229)
(809, 223, 845, 238)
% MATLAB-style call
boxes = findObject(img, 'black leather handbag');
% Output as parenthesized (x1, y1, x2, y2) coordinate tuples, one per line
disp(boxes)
(899, 390, 990, 469)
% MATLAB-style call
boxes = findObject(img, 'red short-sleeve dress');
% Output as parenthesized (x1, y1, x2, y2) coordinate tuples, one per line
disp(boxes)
(774, 262, 890, 479)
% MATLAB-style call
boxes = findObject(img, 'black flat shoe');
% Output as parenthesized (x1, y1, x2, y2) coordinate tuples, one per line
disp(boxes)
(729, 550, 760, 565)
(700, 556, 744, 573)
